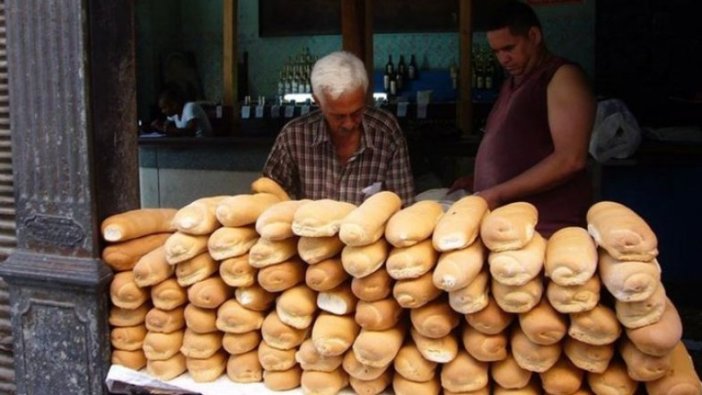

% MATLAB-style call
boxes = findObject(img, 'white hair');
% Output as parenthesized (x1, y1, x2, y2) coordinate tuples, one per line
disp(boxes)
(311, 51, 368, 104)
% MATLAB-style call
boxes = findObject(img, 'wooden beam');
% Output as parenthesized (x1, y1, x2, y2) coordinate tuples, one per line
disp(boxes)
(458, 0, 474, 135)
(223, 0, 238, 127)
(341, 0, 374, 97)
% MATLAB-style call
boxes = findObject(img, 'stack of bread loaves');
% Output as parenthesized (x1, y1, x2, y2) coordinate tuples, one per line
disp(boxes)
(105, 183, 701, 395)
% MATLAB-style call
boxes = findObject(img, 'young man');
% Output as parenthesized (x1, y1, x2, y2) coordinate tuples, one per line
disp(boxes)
(262, 51, 415, 206)
(452, 0, 596, 236)
(151, 88, 213, 137)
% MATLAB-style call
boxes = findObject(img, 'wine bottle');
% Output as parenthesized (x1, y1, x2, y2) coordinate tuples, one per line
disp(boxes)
(407, 54, 417, 80)
(385, 55, 395, 76)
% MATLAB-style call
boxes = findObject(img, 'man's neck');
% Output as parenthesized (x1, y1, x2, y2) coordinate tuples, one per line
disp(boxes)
(329, 128, 362, 165)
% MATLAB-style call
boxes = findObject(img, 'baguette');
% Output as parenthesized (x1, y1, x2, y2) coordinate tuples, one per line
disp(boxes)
(132, 246, 174, 287)
(393, 372, 441, 395)
(257, 340, 297, 371)
(448, 268, 490, 314)
(292, 199, 357, 237)
(352, 326, 406, 368)
(587, 200, 658, 261)
(175, 251, 218, 287)
(222, 331, 261, 355)
(491, 352, 533, 389)
(150, 278, 187, 310)
(598, 249, 661, 302)
(235, 284, 276, 312)
(620, 337, 671, 381)
(394, 271, 442, 309)
(216, 299, 265, 334)
(300, 368, 349, 395)
(540, 355, 584, 395)
(440, 349, 489, 393)
(298, 235, 344, 264)
(101, 208, 176, 242)
(410, 297, 460, 339)
(215, 193, 281, 227)
(306, 257, 349, 291)
(187, 276, 232, 309)
(146, 353, 186, 381)
(480, 202, 538, 252)
(461, 325, 508, 362)
(186, 350, 227, 382)
(110, 325, 147, 351)
(180, 328, 223, 359)
(587, 359, 639, 395)
(545, 226, 598, 286)
(393, 340, 437, 382)
(563, 336, 614, 374)
(219, 254, 257, 288)
(171, 196, 227, 235)
(518, 297, 568, 346)
(261, 311, 308, 351)
(616, 281, 667, 329)
(352, 267, 393, 302)
(645, 341, 702, 395)
(342, 349, 390, 381)
(295, 339, 343, 372)
(110, 271, 149, 309)
(142, 330, 184, 361)
(164, 232, 209, 265)
(433, 239, 485, 292)
(102, 233, 171, 272)
(111, 349, 147, 371)
(489, 232, 545, 286)
(411, 328, 458, 363)
(109, 302, 150, 327)
(349, 369, 392, 395)
(626, 298, 682, 357)
(312, 313, 360, 357)
(255, 199, 311, 240)
(386, 239, 438, 280)
(257, 257, 306, 292)
(226, 350, 262, 383)
(491, 275, 543, 314)
(432, 195, 488, 252)
(339, 191, 402, 246)
(207, 226, 258, 261)
(183, 304, 217, 334)
(251, 176, 290, 201)
(465, 295, 514, 335)
(510, 326, 561, 373)
(385, 200, 444, 248)
(145, 306, 185, 333)
(248, 236, 299, 268)
(341, 238, 389, 279)
(493, 378, 542, 395)
(546, 275, 601, 314)
(276, 284, 318, 329)
(569, 304, 622, 346)
(355, 297, 403, 331)
(317, 283, 358, 315)
(264, 366, 302, 391)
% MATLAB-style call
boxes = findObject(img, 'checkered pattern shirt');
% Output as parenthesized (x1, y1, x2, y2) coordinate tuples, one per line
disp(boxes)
(262, 106, 415, 207)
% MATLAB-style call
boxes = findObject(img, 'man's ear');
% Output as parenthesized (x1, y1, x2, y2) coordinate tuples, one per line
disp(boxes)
(528, 26, 543, 46)
(312, 94, 323, 108)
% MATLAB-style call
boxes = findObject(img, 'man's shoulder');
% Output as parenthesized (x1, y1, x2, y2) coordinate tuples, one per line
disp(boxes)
(363, 106, 403, 139)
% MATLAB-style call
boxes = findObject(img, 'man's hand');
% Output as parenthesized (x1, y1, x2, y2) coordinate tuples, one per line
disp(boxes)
(448, 175, 474, 194)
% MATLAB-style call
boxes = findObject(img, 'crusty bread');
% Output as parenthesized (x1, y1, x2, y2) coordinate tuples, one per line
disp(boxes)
(563, 336, 614, 374)
(489, 232, 545, 286)
(620, 337, 671, 382)
(355, 297, 403, 331)
(216, 299, 265, 334)
(349, 369, 392, 395)
(255, 199, 311, 240)
(207, 226, 258, 261)
(491, 275, 543, 314)
(171, 196, 227, 235)
(226, 349, 262, 383)
(183, 304, 217, 334)
(260, 311, 308, 351)
(546, 275, 601, 314)
(300, 368, 349, 395)
(510, 326, 561, 373)
(298, 236, 345, 264)
(110, 271, 149, 309)
(493, 378, 542, 395)
(110, 325, 147, 351)
(352, 326, 406, 368)
(394, 271, 442, 309)
(111, 349, 147, 370)
(312, 313, 360, 357)
(142, 330, 184, 361)
(433, 239, 485, 292)
(545, 226, 598, 286)
(432, 195, 488, 252)
(461, 324, 508, 362)
(180, 328, 223, 359)
(222, 331, 261, 355)
(386, 239, 438, 280)
(219, 254, 257, 288)
(598, 249, 661, 302)
(150, 278, 187, 310)
(448, 268, 490, 314)
(295, 339, 343, 372)
(276, 284, 318, 329)
(292, 199, 357, 237)
(386, 200, 444, 248)
(339, 191, 402, 247)
(146, 353, 186, 381)
(342, 349, 390, 380)
(341, 238, 389, 279)
(248, 236, 299, 268)
(164, 232, 209, 265)
(465, 295, 514, 335)
(132, 246, 174, 288)
(101, 208, 176, 242)
(394, 340, 437, 382)
(616, 281, 667, 329)
(540, 355, 584, 395)
(257, 340, 297, 371)
(587, 200, 658, 261)
(235, 283, 276, 312)
(145, 306, 185, 333)
(411, 328, 458, 364)
(440, 349, 489, 393)
(587, 359, 639, 395)
(569, 304, 622, 346)
(257, 257, 306, 292)
(491, 352, 533, 389)
(215, 193, 281, 227)
(393, 373, 441, 395)
(306, 257, 349, 292)
(102, 233, 171, 272)
(410, 297, 460, 339)
(109, 302, 149, 327)
(352, 267, 393, 302)
(176, 252, 219, 287)
(518, 297, 568, 345)
(263, 366, 302, 391)
(480, 202, 538, 252)
(317, 283, 358, 315)
(187, 276, 232, 309)
(626, 298, 682, 357)
(645, 341, 702, 395)
(250, 176, 290, 201)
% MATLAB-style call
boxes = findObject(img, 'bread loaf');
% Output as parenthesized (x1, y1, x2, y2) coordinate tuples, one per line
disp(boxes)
(410, 297, 460, 339)
(599, 249, 661, 302)
(207, 226, 258, 261)
(349, 369, 392, 395)
(448, 268, 490, 314)
(518, 297, 567, 345)
(433, 239, 485, 292)
(569, 304, 622, 346)
(432, 195, 488, 252)
(255, 199, 311, 240)
(183, 304, 217, 334)
(292, 199, 357, 237)
(222, 331, 261, 355)
(587, 200, 658, 261)
(393, 374, 441, 395)
(142, 330, 184, 360)
(300, 368, 349, 395)
(171, 196, 226, 235)
(312, 313, 360, 357)
(493, 379, 541, 395)
(355, 297, 403, 331)
(492, 275, 543, 314)
(587, 359, 639, 395)
(616, 281, 667, 329)
(219, 254, 257, 288)
(546, 275, 601, 314)
(145, 306, 185, 333)
(510, 326, 561, 372)
(620, 337, 671, 381)
(545, 227, 598, 286)
(491, 352, 533, 389)
(465, 295, 514, 335)
(342, 349, 390, 380)
(626, 298, 682, 357)
(215, 193, 281, 227)
(111, 349, 147, 370)
(110, 271, 149, 309)
(276, 284, 318, 329)
(150, 278, 187, 310)
(563, 336, 614, 374)
(110, 325, 147, 351)
(352, 267, 393, 302)
(440, 349, 489, 393)
(248, 236, 299, 268)
(216, 299, 265, 334)
(394, 271, 442, 309)
(132, 246, 174, 287)
(257, 340, 297, 371)
(461, 325, 508, 362)
(295, 339, 343, 372)
(540, 355, 584, 395)
(235, 284, 276, 312)
(251, 176, 290, 201)
(353, 326, 405, 368)
(263, 366, 302, 391)
(480, 202, 538, 252)
(394, 340, 437, 382)
(180, 328, 223, 359)
(103, 233, 171, 272)
(339, 191, 402, 247)
(489, 232, 545, 286)
(226, 350, 262, 383)
(306, 257, 349, 291)
(146, 353, 186, 380)
(645, 341, 702, 395)
(298, 235, 345, 264)
(261, 311, 308, 351)
(341, 238, 389, 278)
(317, 283, 358, 315)
(175, 252, 218, 287)
(187, 276, 231, 309)
(411, 328, 458, 363)
(109, 302, 149, 327)
(164, 232, 209, 265)
(257, 257, 305, 292)
(386, 239, 438, 280)
(101, 208, 176, 242)
(385, 200, 443, 248)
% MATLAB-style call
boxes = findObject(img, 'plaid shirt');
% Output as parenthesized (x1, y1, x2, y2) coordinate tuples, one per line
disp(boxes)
(263, 106, 415, 207)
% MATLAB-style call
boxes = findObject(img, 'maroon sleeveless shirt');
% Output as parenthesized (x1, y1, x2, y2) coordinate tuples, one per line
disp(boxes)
(473, 56, 592, 237)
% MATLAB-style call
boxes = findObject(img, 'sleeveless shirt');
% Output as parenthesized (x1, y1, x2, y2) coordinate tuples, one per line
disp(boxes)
(473, 56, 592, 237)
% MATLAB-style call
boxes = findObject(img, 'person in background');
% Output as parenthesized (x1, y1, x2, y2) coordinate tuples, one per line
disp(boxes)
(150, 88, 213, 137)
(262, 51, 415, 206)
(450, 0, 595, 237)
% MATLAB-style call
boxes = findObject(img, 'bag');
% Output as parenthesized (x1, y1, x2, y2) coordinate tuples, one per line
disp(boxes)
(589, 99, 642, 162)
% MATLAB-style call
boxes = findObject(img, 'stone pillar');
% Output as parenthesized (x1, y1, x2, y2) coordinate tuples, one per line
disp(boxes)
(0, 1, 138, 394)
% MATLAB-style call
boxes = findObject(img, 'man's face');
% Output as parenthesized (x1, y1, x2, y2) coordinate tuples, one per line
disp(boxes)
(487, 26, 540, 78)
(158, 98, 179, 117)
(316, 87, 366, 137)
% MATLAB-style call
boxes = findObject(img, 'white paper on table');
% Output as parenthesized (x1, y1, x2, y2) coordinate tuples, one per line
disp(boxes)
(255, 105, 265, 118)
(396, 101, 409, 118)
(241, 105, 251, 119)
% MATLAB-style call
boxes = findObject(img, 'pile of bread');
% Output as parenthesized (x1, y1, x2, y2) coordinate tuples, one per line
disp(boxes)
(104, 178, 701, 395)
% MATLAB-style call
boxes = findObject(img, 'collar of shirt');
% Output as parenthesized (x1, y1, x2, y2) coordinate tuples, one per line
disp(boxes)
(311, 107, 378, 154)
